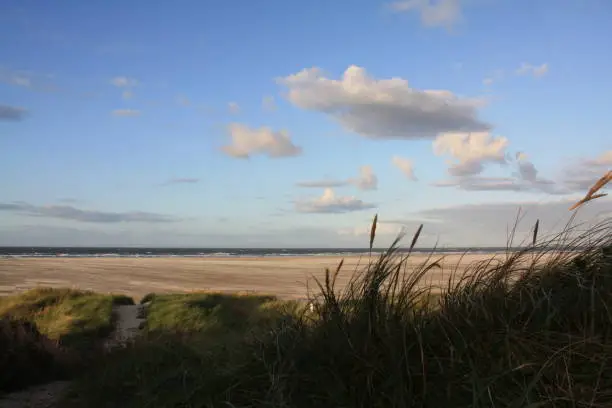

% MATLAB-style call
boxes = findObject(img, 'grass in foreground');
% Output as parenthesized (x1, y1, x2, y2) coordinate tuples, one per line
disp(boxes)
(59, 216, 612, 407)
(0, 288, 134, 393)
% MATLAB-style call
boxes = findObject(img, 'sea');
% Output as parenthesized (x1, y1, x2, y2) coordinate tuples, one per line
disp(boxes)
(0, 246, 513, 258)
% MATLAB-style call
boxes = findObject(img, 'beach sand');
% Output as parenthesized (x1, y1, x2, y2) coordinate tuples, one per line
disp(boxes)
(0, 253, 536, 301)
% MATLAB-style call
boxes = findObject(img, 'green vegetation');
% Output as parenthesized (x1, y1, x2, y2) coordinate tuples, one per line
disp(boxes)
(2, 217, 612, 407)
(0, 288, 134, 394)
(0, 287, 133, 348)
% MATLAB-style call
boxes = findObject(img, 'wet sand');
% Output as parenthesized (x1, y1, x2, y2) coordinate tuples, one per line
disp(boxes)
(0, 253, 523, 301)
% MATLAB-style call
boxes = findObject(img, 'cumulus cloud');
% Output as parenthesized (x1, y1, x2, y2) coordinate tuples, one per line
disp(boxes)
(295, 188, 377, 213)
(389, 0, 462, 29)
(392, 155, 417, 180)
(111, 109, 140, 117)
(278, 65, 489, 140)
(221, 123, 302, 159)
(297, 166, 378, 191)
(0, 202, 180, 223)
(0, 104, 27, 121)
(228, 102, 240, 114)
(349, 166, 378, 190)
(516, 63, 549, 77)
(433, 131, 509, 176)
(110, 76, 138, 87)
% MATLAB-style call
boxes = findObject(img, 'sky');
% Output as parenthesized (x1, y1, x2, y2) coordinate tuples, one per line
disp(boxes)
(1, 0, 611, 248)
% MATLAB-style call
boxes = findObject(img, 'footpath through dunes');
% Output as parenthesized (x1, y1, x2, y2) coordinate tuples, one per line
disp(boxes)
(0, 293, 148, 408)
(0, 252, 562, 300)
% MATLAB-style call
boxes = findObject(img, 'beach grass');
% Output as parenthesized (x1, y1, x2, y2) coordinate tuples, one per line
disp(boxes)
(143, 291, 300, 334)
(0, 288, 135, 393)
(50, 215, 612, 407)
(0, 287, 134, 348)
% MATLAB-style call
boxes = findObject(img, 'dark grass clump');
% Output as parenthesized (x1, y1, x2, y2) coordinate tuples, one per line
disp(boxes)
(252, 217, 612, 407)
(0, 318, 70, 394)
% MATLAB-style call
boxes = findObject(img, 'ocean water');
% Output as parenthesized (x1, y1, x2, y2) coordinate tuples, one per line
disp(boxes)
(0, 246, 512, 258)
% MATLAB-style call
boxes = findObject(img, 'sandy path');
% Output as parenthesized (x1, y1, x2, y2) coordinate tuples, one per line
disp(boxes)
(0, 254, 498, 300)
(104, 304, 147, 349)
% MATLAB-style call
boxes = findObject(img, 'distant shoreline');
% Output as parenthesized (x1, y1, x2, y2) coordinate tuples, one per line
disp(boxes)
(0, 246, 561, 258)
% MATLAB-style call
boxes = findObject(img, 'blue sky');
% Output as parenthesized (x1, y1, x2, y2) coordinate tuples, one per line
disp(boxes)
(1, 0, 611, 247)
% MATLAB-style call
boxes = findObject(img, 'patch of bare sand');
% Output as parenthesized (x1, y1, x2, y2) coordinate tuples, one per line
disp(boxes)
(104, 304, 146, 349)
(0, 253, 557, 300)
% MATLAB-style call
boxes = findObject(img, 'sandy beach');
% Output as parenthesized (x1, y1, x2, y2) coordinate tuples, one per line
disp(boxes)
(0, 253, 531, 301)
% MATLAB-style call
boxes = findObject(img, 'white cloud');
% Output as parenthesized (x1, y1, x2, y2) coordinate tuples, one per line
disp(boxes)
(297, 166, 378, 191)
(295, 188, 377, 214)
(111, 109, 140, 117)
(110, 76, 138, 88)
(262, 95, 276, 112)
(221, 123, 302, 159)
(228, 102, 240, 114)
(349, 166, 378, 190)
(278, 65, 489, 140)
(122, 90, 133, 100)
(389, 0, 462, 29)
(516, 63, 549, 77)
(392, 155, 417, 180)
(433, 131, 509, 176)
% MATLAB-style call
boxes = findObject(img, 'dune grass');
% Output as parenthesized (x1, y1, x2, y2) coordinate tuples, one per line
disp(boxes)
(54, 214, 612, 407)
(142, 291, 301, 334)
(0, 287, 133, 348)
(0, 288, 135, 394)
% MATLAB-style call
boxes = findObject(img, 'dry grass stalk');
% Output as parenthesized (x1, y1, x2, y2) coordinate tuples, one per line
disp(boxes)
(569, 170, 612, 210)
